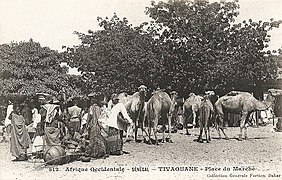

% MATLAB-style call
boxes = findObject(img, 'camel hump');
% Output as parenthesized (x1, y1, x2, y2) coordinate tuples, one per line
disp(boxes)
(226, 91, 244, 96)
(226, 91, 252, 97)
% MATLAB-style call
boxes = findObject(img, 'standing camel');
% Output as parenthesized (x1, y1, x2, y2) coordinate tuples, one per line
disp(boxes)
(215, 89, 282, 141)
(123, 85, 149, 142)
(183, 93, 203, 135)
(147, 90, 178, 145)
(197, 95, 214, 143)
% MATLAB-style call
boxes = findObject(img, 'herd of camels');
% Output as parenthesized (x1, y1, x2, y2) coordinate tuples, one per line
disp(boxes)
(115, 85, 282, 145)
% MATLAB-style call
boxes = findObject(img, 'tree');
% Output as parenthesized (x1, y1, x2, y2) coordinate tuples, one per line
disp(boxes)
(65, 14, 162, 95)
(145, 0, 281, 96)
(0, 39, 83, 100)
(65, 0, 281, 97)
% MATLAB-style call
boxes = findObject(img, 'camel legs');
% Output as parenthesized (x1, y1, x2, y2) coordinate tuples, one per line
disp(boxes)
(183, 114, 191, 135)
(239, 112, 249, 141)
(125, 124, 134, 142)
(197, 119, 210, 143)
(147, 121, 158, 145)
(167, 114, 172, 143)
(217, 113, 229, 140)
(197, 121, 204, 143)
(162, 128, 165, 143)
(207, 126, 211, 142)
(140, 122, 149, 143)
(134, 121, 138, 142)
(204, 126, 210, 143)
(153, 127, 159, 145)
(192, 111, 197, 128)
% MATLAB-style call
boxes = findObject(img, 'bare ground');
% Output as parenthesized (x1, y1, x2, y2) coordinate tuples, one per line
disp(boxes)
(0, 120, 281, 180)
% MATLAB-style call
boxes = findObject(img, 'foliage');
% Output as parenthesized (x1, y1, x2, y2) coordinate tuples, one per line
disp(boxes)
(0, 39, 83, 101)
(64, 0, 281, 97)
(65, 14, 162, 95)
(145, 0, 281, 95)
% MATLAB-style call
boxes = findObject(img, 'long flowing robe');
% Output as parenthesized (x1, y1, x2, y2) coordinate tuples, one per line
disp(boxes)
(10, 113, 31, 158)
(85, 104, 107, 158)
(39, 104, 62, 147)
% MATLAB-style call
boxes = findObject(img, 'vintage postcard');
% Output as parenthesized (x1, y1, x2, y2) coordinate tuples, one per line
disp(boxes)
(0, 0, 281, 179)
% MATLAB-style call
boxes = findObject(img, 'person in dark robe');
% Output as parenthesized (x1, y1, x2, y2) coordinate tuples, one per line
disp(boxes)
(10, 104, 31, 161)
(82, 93, 108, 160)
(21, 103, 32, 126)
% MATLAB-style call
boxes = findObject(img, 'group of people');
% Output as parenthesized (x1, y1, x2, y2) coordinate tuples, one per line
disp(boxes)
(2, 92, 133, 162)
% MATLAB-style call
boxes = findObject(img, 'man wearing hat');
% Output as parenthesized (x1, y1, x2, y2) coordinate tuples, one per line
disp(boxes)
(103, 93, 132, 155)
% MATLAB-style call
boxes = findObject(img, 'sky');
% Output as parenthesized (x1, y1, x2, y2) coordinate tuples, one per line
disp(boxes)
(0, 0, 281, 51)
(0, 0, 282, 74)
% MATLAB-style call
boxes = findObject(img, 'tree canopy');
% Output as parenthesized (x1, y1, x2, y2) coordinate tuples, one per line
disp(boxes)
(0, 39, 83, 101)
(64, 14, 163, 95)
(65, 0, 281, 97)
(1, 0, 281, 100)
(145, 0, 281, 95)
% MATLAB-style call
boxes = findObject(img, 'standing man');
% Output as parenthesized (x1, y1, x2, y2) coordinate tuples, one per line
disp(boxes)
(67, 99, 82, 133)
(104, 94, 132, 155)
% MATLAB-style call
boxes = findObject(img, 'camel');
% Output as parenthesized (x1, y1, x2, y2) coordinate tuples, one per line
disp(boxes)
(183, 93, 203, 135)
(147, 90, 178, 145)
(215, 89, 282, 141)
(122, 85, 149, 142)
(197, 95, 214, 143)
(118, 93, 133, 104)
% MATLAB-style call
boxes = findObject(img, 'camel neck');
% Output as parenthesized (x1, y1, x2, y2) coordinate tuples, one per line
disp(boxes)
(171, 96, 177, 103)
(139, 91, 146, 102)
(255, 94, 275, 110)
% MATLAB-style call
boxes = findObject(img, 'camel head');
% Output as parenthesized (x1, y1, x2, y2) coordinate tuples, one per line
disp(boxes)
(170, 91, 178, 99)
(205, 91, 215, 96)
(268, 89, 282, 97)
(138, 85, 147, 93)
(138, 85, 147, 101)
(189, 93, 195, 97)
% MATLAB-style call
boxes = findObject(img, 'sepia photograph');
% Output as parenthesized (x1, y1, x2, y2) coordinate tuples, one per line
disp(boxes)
(0, 0, 281, 179)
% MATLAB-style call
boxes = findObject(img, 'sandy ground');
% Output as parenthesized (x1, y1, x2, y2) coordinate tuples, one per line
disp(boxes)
(0, 120, 281, 180)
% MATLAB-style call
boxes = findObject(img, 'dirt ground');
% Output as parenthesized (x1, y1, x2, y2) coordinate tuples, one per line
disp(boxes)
(0, 119, 281, 180)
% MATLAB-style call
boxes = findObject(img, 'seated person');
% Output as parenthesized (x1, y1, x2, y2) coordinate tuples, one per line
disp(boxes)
(62, 127, 86, 152)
